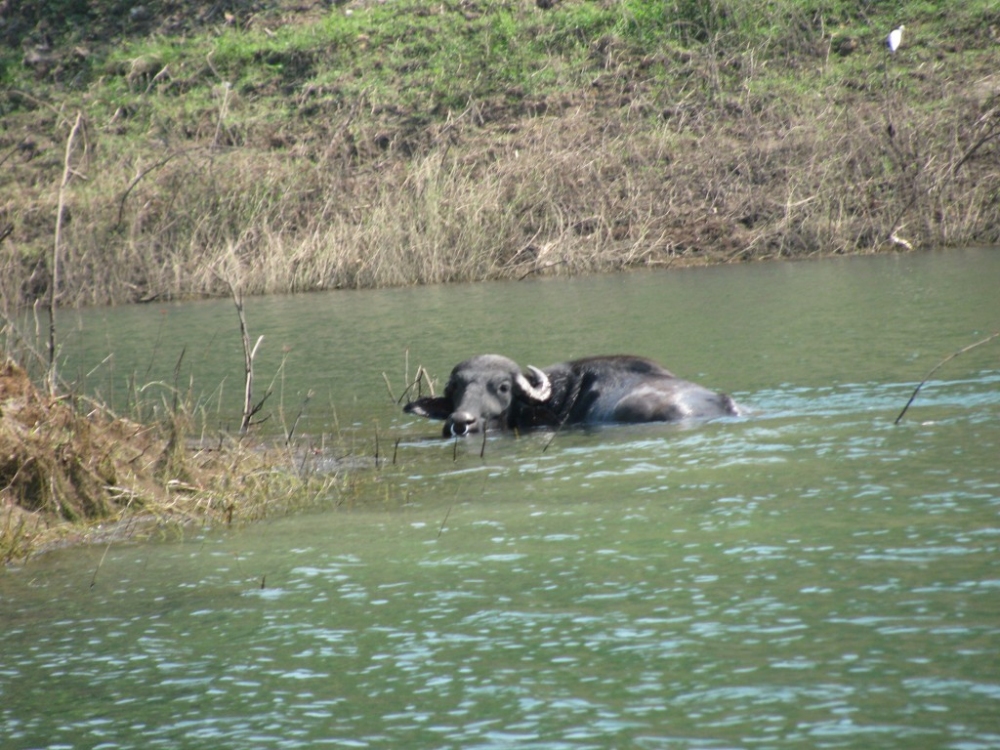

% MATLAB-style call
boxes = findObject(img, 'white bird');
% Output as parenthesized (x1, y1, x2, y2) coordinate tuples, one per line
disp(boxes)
(887, 25, 904, 53)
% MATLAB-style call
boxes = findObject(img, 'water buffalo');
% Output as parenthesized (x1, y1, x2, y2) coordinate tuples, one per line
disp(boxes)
(404, 354, 741, 437)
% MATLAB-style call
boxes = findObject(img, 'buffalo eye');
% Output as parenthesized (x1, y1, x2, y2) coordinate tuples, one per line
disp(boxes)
(497, 382, 510, 395)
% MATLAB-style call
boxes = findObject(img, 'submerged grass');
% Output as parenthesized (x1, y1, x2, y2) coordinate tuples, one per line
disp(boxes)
(1, 0, 999, 309)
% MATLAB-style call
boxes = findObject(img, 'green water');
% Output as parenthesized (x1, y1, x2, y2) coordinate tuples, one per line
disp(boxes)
(2, 250, 999, 749)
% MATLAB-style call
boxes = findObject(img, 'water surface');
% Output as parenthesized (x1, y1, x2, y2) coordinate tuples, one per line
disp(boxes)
(2, 249, 999, 749)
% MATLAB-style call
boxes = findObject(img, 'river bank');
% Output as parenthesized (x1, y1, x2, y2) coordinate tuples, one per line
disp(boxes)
(0, 356, 354, 563)
(1, 0, 998, 308)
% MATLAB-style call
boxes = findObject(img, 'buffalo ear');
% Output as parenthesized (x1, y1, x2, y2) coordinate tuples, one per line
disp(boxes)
(404, 397, 452, 420)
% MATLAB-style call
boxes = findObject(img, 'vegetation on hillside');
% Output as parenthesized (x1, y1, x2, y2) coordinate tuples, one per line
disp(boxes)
(1, 0, 998, 309)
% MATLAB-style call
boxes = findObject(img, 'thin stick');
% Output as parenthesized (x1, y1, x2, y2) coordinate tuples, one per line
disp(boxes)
(212, 82, 231, 151)
(437, 504, 453, 538)
(0, 136, 30, 169)
(90, 535, 114, 589)
(438, 486, 462, 538)
(228, 283, 264, 435)
(542, 379, 585, 452)
(396, 366, 435, 405)
(894, 331, 999, 424)
(518, 258, 568, 281)
(91, 495, 135, 588)
(952, 112, 1000, 175)
(286, 389, 313, 444)
(171, 346, 186, 414)
(50, 111, 85, 395)
(115, 148, 201, 229)
(242, 334, 264, 434)
(381, 371, 397, 403)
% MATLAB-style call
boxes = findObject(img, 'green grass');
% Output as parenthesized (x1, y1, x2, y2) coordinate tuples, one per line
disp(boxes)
(5, 0, 978, 120)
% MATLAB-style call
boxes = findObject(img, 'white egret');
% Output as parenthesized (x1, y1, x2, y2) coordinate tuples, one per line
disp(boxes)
(887, 25, 904, 53)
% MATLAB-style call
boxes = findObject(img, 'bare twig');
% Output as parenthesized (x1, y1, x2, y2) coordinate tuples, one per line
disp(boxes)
(883, 193, 919, 250)
(242, 332, 266, 434)
(50, 111, 86, 395)
(223, 279, 266, 435)
(952, 109, 1000, 175)
(437, 487, 462, 538)
(115, 148, 202, 230)
(145, 65, 170, 96)
(895, 331, 1000, 424)
(90, 495, 137, 589)
(0, 136, 29, 169)
(212, 82, 232, 152)
(397, 366, 435, 404)
(286, 389, 314, 445)
(437, 503, 453, 538)
(518, 258, 569, 281)
(381, 371, 397, 403)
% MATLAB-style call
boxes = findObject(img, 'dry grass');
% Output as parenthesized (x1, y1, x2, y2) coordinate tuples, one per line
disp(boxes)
(11, 95, 994, 308)
(1, 1, 998, 308)
(47, 93, 1000, 304)
(0, 355, 345, 564)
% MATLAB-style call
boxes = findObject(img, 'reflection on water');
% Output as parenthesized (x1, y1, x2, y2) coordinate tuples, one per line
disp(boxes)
(3, 250, 1000, 749)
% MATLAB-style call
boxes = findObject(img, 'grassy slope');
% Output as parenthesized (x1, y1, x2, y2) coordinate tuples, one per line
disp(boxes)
(1, 0, 998, 307)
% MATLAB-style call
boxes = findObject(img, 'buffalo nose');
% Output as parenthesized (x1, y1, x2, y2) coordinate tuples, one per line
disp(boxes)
(448, 412, 477, 436)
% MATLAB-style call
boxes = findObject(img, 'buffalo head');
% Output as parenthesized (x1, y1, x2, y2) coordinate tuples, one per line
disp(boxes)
(403, 354, 551, 437)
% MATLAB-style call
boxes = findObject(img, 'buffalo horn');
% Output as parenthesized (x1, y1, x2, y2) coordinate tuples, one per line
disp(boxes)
(515, 365, 552, 402)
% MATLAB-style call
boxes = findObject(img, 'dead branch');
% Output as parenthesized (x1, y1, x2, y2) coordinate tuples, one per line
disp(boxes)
(210, 262, 267, 434)
(396, 366, 436, 404)
(286, 389, 314, 445)
(0, 137, 30, 169)
(232, 282, 262, 434)
(381, 371, 397, 403)
(115, 148, 203, 230)
(894, 331, 1000, 424)
(518, 259, 569, 281)
(952, 109, 1000, 175)
(240, 327, 264, 434)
